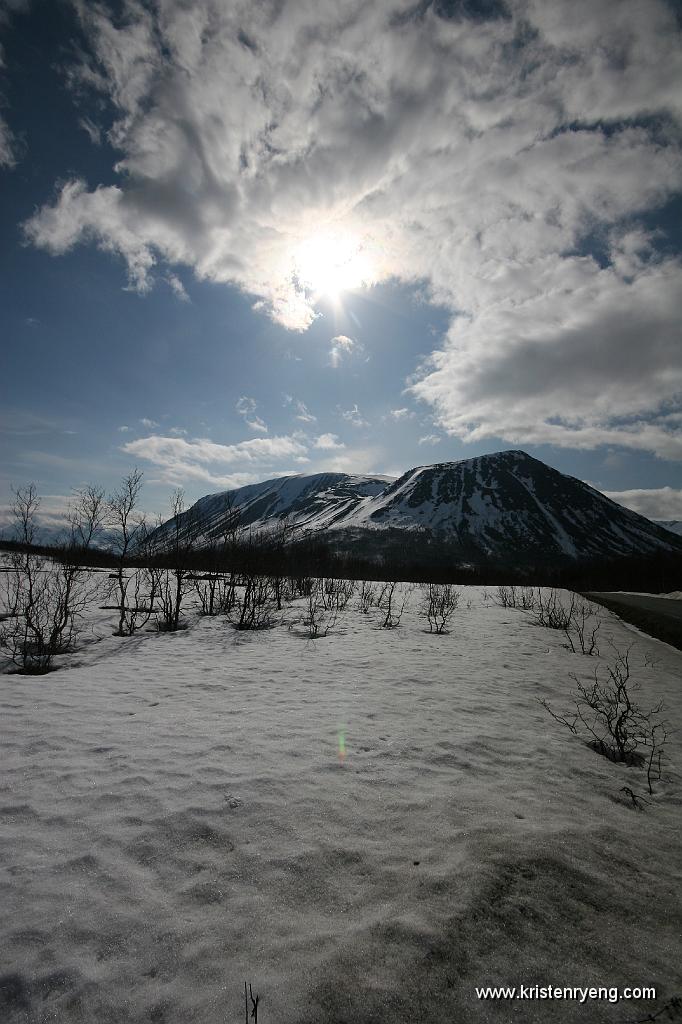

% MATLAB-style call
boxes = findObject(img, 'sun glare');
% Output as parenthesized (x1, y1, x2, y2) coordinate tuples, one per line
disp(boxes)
(292, 231, 376, 303)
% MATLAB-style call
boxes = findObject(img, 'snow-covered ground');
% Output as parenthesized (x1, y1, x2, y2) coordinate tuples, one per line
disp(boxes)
(1, 580, 681, 1023)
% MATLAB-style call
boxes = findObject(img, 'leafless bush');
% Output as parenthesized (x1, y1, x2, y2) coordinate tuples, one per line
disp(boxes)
(230, 575, 277, 631)
(104, 562, 159, 636)
(323, 577, 355, 612)
(293, 577, 313, 598)
(301, 578, 339, 638)
(0, 485, 93, 673)
(493, 585, 536, 612)
(193, 574, 220, 616)
(564, 599, 601, 656)
(68, 484, 106, 549)
(106, 469, 155, 636)
(194, 573, 237, 616)
(420, 583, 460, 634)
(377, 581, 410, 628)
(494, 585, 517, 608)
(538, 646, 668, 794)
(155, 489, 194, 632)
(532, 588, 575, 629)
(357, 580, 377, 614)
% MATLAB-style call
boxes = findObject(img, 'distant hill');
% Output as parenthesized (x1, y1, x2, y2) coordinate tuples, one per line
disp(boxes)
(150, 450, 682, 569)
(656, 520, 682, 537)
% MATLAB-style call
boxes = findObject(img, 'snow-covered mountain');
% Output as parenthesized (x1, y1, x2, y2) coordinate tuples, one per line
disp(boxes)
(155, 472, 392, 546)
(152, 451, 682, 565)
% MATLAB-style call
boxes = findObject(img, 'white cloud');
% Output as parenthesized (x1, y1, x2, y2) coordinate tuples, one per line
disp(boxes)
(312, 444, 384, 475)
(0, 117, 16, 167)
(236, 395, 268, 434)
(410, 255, 682, 459)
(293, 400, 316, 424)
(121, 433, 308, 486)
(246, 416, 268, 434)
(388, 408, 414, 421)
(0, 491, 73, 538)
(600, 486, 682, 522)
(20, 0, 682, 457)
(339, 404, 369, 429)
(166, 272, 189, 301)
(0, 0, 30, 167)
(118, 424, 131, 433)
(329, 334, 356, 368)
(140, 417, 159, 429)
(314, 433, 345, 450)
(418, 434, 441, 446)
(78, 116, 101, 146)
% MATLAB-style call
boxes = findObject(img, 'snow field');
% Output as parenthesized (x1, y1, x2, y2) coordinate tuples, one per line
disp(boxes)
(1, 583, 681, 1023)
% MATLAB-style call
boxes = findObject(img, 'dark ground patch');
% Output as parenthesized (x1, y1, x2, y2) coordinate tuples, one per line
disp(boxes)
(585, 593, 682, 652)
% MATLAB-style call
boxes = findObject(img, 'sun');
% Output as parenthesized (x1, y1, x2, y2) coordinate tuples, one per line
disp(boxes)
(292, 230, 376, 303)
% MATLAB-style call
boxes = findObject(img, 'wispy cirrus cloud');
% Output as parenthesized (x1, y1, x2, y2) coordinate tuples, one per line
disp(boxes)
(235, 395, 268, 434)
(20, 0, 682, 457)
(0, 0, 31, 168)
(339, 404, 369, 429)
(292, 400, 316, 424)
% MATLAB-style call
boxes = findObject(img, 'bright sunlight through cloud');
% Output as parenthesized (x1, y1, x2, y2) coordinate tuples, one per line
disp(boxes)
(292, 231, 377, 305)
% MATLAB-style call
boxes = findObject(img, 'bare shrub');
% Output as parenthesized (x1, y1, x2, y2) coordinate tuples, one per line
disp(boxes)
(377, 581, 409, 628)
(493, 585, 536, 612)
(420, 583, 460, 634)
(293, 577, 313, 598)
(0, 485, 93, 673)
(532, 588, 575, 629)
(301, 578, 339, 638)
(357, 580, 377, 614)
(155, 488, 194, 632)
(194, 571, 237, 616)
(193, 495, 241, 616)
(564, 599, 601, 656)
(193, 573, 220, 616)
(106, 469, 155, 636)
(538, 647, 668, 794)
(494, 585, 517, 608)
(323, 577, 355, 613)
(68, 484, 106, 549)
(230, 575, 277, 631)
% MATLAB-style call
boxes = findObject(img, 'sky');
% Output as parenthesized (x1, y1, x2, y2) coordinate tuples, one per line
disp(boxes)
(1, 0, 682, 534)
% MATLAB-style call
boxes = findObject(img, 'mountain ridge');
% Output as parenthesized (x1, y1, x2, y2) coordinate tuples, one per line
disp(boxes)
(150, 450, 682, 568)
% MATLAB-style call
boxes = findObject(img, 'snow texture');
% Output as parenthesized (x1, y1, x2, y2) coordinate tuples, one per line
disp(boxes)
(1, 581, 681, 1023)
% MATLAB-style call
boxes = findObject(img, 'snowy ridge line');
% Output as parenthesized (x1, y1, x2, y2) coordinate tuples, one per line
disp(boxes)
(149, 450, 682, 564)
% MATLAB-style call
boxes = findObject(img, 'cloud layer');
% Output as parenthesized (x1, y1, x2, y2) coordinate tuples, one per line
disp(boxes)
(22, 0, 682, 457)
(121, 433, 308, 488)
(602, 486, 682, 522)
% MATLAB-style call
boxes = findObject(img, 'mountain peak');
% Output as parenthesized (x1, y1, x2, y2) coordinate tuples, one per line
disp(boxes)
(151, 453, 682, 566)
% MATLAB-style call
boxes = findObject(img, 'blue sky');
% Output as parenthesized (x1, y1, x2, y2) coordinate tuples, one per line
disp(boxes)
(1, 0, 682, 533)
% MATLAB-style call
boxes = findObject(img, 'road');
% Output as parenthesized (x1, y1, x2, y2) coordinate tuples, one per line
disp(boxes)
(586, 591, 682, 651)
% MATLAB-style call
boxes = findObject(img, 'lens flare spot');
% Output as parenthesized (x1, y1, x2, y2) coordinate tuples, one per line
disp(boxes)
(338, 728, 346, 764)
